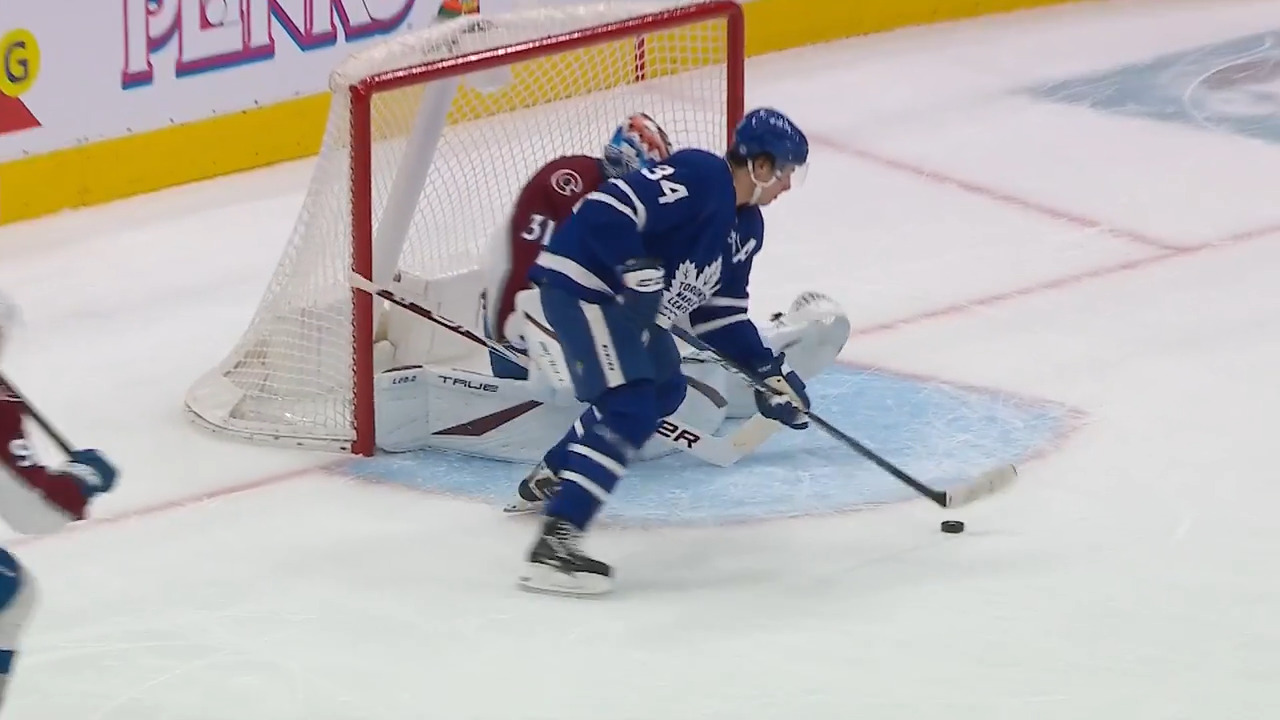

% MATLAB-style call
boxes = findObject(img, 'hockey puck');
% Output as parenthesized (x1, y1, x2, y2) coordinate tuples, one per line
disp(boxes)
(940, 520, 965, 534)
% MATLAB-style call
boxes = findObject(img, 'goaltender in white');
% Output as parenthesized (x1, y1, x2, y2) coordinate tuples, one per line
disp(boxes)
(365, 122, 851, 470)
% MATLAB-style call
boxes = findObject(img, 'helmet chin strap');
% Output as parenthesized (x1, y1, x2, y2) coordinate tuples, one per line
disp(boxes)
(746, 158, 779, 205)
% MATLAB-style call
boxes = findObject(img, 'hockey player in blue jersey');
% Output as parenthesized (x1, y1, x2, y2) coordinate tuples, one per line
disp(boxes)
(519, 107, 813, 595)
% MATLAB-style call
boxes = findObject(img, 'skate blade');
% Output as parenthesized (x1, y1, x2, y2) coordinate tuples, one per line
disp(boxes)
(518, 563, 613, 596)
(502, 498, 544, 515)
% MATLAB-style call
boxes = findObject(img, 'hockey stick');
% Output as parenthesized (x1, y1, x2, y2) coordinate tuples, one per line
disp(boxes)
(349, 273, 778, 467)
(0, 371, 75, 455)
(662, 323, 1018, 509)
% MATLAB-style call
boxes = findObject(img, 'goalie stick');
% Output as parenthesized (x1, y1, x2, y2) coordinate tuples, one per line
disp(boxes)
(349, 273, 781, 467)
(660, 323, 1019, 509)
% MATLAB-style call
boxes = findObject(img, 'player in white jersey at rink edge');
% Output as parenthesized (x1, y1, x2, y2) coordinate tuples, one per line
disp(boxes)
(484, 114, 851, 513)
(516, 107, 818, 595)
(0, 291, 118, 709)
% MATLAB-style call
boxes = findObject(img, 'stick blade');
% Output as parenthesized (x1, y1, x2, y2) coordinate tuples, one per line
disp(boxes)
(943, 464, 1018, 508)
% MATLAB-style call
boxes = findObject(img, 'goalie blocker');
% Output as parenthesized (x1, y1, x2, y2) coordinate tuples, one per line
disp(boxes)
(370, 288, 850, 463)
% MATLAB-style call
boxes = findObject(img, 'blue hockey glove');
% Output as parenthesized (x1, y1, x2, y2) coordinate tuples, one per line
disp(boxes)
(618, 258, 665, 327)
(752, 354, 810, 429)
(63, 449, 118, 498)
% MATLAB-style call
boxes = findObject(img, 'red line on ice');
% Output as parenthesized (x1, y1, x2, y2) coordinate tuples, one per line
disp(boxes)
(810, 136, 1280, 337)
(812, 133, 1179, 251)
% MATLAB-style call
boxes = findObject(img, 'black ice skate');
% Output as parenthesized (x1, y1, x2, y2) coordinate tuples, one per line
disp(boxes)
(518, 517, 613, 596)
(503, 462, 560, 514)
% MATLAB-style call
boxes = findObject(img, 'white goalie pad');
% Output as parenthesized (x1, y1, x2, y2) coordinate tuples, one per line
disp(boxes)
(512, 289, 577, 407)
(378, 269, 487, 371)
(371, 286, 847, 464)
(373, 359, 729, 462)
(702, 291, 852, 418)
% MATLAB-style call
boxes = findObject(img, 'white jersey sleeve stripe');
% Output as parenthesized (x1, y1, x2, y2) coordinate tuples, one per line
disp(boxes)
(705, 296, 749, 309)
(534, 252, 613, 294)
(607, 179, 647, 231)
(582, 191, 640, 228)
(691, 312, 750, 336)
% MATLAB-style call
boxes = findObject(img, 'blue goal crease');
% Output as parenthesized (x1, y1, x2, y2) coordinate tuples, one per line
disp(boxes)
(340, 364, 1079, 526)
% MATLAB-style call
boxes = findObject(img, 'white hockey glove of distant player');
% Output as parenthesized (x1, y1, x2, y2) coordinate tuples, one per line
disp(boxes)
(752, 353, 810, 430)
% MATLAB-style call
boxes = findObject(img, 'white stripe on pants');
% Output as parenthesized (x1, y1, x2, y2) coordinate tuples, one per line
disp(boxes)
(578, 300, 627, 387)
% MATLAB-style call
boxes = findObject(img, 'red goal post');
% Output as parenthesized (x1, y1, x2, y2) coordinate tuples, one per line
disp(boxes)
(186, 1, 746, 455)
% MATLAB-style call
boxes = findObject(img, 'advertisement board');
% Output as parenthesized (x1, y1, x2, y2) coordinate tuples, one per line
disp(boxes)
(0, 0, 675, 160)
(0, 0, 1078, 224)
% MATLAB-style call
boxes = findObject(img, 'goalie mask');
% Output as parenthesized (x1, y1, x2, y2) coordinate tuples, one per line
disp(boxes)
(602, 112, 672, 178)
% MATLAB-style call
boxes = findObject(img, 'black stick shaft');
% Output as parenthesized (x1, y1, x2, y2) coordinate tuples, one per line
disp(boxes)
(0, 371, 75, 455)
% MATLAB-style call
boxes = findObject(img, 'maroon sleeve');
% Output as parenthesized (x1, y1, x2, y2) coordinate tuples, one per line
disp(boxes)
(0, 390, 88, 521)
(494, 155, 606, 341)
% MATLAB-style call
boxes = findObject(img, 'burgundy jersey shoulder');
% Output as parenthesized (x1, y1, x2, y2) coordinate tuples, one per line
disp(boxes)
(492, 155, 606, 341)
(524, 154, 607, 222)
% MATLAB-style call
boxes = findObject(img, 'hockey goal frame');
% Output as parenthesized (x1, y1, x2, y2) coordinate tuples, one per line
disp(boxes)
(344, 2, 746, 455)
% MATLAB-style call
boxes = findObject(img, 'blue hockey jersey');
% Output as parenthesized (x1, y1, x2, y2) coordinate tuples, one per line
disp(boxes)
(530, 148, 774, 369)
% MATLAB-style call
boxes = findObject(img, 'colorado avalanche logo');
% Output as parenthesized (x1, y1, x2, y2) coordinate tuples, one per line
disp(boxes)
(550, 169, 584, 197)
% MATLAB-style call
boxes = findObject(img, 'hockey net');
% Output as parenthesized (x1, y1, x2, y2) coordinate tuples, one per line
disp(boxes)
(185, 0, 744, 454)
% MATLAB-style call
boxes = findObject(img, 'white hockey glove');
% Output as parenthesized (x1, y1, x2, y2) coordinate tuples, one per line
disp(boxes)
(752, 354, 810, 430)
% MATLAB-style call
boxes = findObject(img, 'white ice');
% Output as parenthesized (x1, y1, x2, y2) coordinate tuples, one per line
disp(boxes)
(3, 0, 1280, 717)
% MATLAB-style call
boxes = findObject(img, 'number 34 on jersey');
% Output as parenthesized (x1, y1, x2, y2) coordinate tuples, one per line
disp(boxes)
(642, 164, 690, 205)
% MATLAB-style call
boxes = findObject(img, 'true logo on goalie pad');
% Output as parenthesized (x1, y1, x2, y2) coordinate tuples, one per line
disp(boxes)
(439, 375, 499, 393)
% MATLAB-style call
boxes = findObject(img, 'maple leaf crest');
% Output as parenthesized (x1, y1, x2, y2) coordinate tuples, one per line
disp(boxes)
(662, 258, 723, 320)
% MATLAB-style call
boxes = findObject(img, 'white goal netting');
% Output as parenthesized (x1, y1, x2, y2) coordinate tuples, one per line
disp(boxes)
(185, 0, 741, 453)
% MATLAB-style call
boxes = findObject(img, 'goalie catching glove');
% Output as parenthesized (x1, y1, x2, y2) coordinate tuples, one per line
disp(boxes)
(752, 353, 810, 429)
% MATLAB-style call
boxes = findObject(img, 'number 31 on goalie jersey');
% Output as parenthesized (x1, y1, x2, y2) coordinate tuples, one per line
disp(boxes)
(641, 165, 689, 205)
(520, 214, 556, 245)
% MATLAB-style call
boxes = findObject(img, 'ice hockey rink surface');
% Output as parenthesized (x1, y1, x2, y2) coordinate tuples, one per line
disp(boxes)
(2, 0, 1279, 717)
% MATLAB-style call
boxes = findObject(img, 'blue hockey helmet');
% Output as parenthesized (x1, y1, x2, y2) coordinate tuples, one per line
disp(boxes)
(730, 107, 808, 203)
(602, 112, 673, 178)
(731, 107, 808, 173)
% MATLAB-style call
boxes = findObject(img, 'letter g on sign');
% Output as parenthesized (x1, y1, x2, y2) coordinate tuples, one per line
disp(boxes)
(0, 29, 39, 98)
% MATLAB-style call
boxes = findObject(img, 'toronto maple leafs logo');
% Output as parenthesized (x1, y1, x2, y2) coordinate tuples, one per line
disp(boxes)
(661, 258, 723, 320)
